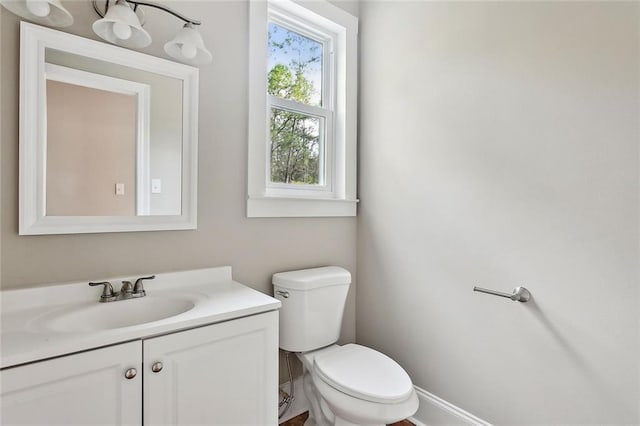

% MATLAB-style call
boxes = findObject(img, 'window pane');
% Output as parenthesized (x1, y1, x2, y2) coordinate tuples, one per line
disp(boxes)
(270, 107, 323, 185)
(268, 22, 323, 107)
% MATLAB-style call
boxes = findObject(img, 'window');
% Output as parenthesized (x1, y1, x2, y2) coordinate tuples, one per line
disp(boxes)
(268, 21, 328, 190)
(248, 0, 358, 217)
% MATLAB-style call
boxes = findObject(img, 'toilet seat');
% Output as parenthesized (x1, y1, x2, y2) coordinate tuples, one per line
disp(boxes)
(313, 344, 414, 404)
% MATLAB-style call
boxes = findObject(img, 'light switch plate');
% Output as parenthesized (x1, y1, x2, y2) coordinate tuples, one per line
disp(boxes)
(115, 183, 125, 195)
(151, 179, 162, 194)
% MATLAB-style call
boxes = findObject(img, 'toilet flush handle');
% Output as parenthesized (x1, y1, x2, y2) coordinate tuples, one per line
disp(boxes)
(276, 290, 290, 299)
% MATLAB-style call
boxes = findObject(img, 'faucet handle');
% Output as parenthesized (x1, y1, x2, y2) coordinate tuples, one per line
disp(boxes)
(121, 280, 134, 294)
(89, 281, 117, 302)
(133, 275, 155, 296)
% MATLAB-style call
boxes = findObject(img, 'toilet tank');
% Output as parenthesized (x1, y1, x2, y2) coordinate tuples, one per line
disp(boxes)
(273, 266, 351, 352)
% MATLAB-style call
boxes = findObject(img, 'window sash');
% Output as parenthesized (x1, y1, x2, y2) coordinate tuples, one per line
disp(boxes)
(264, 2, 340, 198)
(268, 95, 330, 118)
(268, 7, 335, 111)
(267, 96, 334, 194)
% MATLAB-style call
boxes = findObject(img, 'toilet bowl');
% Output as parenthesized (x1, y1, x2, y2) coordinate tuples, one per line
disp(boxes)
(298, 344, 419, 426)
(273, 267, 419, 426)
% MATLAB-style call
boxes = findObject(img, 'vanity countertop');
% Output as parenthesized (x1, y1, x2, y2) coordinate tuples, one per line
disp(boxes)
(0, 267, 281, 369)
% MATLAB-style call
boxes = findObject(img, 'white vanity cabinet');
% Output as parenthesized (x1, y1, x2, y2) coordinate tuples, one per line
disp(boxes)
(0, 311, 278, 426)
(144, 311, 278, 425)
(0, 267, 281, 426)
(0, 341, 142, 425)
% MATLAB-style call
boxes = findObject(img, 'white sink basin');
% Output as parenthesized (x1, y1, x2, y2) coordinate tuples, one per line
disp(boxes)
(1, 267, 283, 370)
(31, 296, 196, 333)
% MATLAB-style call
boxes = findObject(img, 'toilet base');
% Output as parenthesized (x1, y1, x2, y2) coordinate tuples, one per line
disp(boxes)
(296, 347, 418, 426)
(302, 365, 386, 426)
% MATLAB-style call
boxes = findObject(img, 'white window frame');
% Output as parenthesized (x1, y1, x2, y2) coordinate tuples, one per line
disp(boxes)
(248, 0, 358, 217)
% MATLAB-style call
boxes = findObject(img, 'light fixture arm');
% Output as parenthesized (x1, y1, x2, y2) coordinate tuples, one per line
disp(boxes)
(92, 0, 201, 26)
(90, 0, 212, 64)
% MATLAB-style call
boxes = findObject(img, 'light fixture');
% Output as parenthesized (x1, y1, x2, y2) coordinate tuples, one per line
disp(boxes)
(1, 0, 211, 66)
(92, 0, 151, 48)
(164, 23, 212, 65)
(0, 0, 73, 27)
(92, 0, 212, 65)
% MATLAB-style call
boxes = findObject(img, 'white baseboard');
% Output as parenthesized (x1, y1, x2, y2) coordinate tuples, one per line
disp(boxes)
(278, 379, 490, 426)
(279, 377, 310, 423)
(409, 386, 491, 426)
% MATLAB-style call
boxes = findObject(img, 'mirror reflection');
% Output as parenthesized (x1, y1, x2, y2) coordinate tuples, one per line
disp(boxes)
(44, 48, 183, 216)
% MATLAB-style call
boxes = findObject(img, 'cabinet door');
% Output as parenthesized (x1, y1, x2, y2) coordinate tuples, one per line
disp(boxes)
(1, 341, 142, 425)
(143, 311, 278, 426)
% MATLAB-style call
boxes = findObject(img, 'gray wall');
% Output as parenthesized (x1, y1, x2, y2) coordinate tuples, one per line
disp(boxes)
(0, 1, 357, 350)
(358, 1, 639, 424)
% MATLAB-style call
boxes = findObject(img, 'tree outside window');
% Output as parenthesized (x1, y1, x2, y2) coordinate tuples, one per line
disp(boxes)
(268, 23, 324, 186)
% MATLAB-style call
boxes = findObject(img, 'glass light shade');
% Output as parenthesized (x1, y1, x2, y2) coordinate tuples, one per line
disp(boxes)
(26, 0, 49, 17)
(164, 23, 212, 65)
(92, 0, 151, 48)
(0, 0, 72, 27)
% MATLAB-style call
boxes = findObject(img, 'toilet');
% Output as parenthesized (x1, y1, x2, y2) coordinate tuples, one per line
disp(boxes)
(273, 266, 418, 426)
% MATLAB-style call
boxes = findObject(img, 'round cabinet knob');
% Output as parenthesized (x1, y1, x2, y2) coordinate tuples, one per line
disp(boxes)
(124, 368, 137, 379)
(151, 362, 163, 373)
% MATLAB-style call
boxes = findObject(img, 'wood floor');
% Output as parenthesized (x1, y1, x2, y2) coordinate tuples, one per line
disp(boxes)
(280, 411, 414, 426)
(280, 412, 308, 426)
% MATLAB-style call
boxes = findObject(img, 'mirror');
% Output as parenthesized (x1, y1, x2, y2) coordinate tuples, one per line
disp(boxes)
(19, 22, 198, 235)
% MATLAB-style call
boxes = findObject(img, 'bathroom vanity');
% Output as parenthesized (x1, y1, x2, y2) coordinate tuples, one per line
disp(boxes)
(0, 267, 280, 425)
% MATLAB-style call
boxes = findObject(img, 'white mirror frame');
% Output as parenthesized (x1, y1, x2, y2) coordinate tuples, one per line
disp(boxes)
(19, 22, 199, 235)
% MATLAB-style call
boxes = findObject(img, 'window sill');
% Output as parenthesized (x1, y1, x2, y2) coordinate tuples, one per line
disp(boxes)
(247, 196, 358, 218)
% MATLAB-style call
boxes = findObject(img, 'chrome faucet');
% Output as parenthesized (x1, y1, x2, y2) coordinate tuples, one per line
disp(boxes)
(88, 281, 118, 302)
(120, 280, 134, 297)
(133, 275, 155, 297)
(89, 275, 155, 303)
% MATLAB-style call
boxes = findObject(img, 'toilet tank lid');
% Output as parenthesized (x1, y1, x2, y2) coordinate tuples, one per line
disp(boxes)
(273, 266, 351, 290)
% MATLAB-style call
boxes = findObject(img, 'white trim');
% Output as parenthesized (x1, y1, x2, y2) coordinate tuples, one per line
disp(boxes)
(410, 385, 492, 426)
(269, 95, 330, 118)
(247, 0, 358, 218)
(275, 381, 491, 426)
(248, 0, 269, 204)
(137, 95, 152, 216)
(248, 196, 357, 218)
(19, 22, 199, 235)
